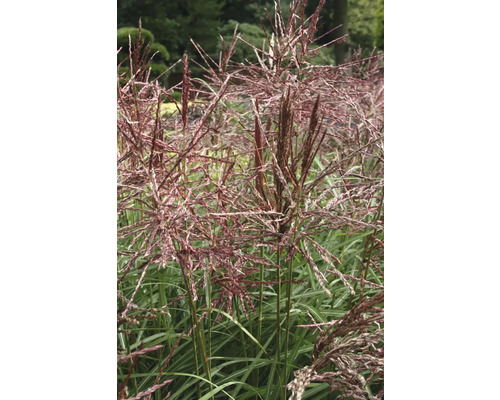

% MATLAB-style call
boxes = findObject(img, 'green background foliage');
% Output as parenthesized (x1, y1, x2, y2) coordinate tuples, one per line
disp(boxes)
(217, 20, 268, 64)
(117, 0, 384, 79)
(373, 0, 384, 49)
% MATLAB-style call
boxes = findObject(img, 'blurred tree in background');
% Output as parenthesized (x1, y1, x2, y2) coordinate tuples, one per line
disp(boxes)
(117, 0, 178, 52)
(118, 0, 224, 62)
(306, 0, 383, 62)
(222, 0, 275, 24)
(373, 0, 384, 50)
(117, 0, 383, 83)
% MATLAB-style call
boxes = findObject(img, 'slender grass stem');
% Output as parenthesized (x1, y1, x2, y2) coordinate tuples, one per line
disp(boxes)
(121, 330, 138, 397)
(283, 252, 294, 395)
(256, 247, 265, 389)
(207, 266, 212, 373)
(234, 298, 249, 363)
(179, 258, 213, 399)
(276, 244, 283, 399)
(187, 298, 202, 398)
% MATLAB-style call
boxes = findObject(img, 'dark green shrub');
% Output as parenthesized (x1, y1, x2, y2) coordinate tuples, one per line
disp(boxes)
(148, 63, 169, 81)
(117, 27, 154, 65)
(117, 26, 170, 85)
(117, 27, 155, 48)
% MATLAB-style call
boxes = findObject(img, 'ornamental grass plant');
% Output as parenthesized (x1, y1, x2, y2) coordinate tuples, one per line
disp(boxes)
(117, 1, 384, 399)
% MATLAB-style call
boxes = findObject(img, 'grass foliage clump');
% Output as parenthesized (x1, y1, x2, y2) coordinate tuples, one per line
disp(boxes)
(117, 1, 384, 399)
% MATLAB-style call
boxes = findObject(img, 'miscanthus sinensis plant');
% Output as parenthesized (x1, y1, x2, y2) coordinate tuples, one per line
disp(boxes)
(117, 1, 383, 399)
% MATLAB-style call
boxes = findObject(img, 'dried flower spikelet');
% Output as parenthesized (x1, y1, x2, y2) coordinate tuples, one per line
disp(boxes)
(254, 98, 266, 199)
(287, 365, 315, 400)
(302, 94, 320, 173)
(268, 33, 275, 69)
(309, 239, 354, 295)
(274, 87, 294, 219)
(181, 53, 191, 130)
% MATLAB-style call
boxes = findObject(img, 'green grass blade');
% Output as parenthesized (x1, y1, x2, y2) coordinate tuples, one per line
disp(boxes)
(210, 308, 268, 357)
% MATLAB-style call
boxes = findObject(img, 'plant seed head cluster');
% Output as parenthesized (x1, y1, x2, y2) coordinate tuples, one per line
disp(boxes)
(118, 1, 383, 398)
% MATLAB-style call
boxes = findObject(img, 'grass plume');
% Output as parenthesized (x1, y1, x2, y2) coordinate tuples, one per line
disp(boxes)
(117, 2, 383, 398)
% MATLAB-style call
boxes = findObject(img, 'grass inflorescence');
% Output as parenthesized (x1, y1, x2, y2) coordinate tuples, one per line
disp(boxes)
(117, 1, 384, 399)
